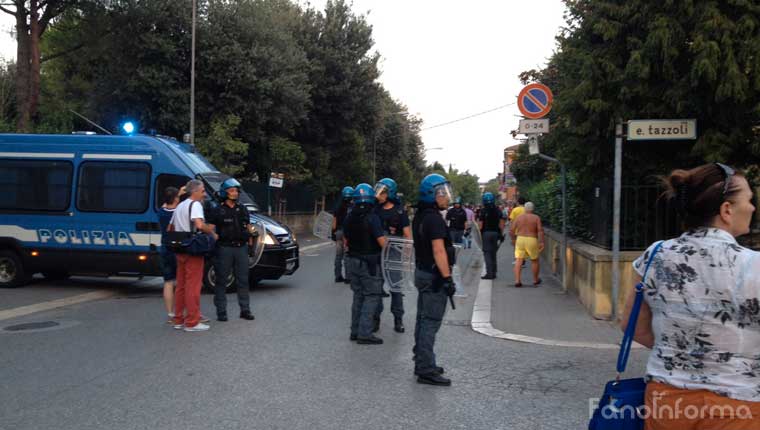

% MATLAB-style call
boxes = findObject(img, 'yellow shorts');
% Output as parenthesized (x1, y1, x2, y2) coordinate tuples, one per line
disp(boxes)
(515, 236, 539, 260)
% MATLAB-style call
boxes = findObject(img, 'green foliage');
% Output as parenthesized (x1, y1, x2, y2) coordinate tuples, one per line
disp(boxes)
(426, 163, 481, 205)
(195, 115, 247, 176)
(520, 172, 591, 239)
(35, 0, 426, 198)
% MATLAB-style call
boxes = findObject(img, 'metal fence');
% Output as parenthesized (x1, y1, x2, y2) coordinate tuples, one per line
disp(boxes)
(242, 181, 325, 216)
(587, 182, 680, 250)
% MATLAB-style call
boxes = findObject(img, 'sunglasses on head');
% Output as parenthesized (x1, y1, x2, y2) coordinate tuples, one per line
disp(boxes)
(715, 163, 735, 197)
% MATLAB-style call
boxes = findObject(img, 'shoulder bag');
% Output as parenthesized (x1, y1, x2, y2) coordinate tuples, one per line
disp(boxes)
(588, 241, 663, 430)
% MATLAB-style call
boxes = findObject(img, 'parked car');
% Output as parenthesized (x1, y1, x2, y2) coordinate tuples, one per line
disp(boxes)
(0, 133, 299, 289)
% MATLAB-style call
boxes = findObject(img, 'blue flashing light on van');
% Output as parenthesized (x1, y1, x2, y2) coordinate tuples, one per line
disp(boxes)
(0, 133, 299, 290)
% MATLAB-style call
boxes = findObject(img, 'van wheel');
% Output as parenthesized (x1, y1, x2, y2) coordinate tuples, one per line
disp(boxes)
(0, 250, 29, 288)
(42, 271, 70, 281)
(203, 264, 235, 294)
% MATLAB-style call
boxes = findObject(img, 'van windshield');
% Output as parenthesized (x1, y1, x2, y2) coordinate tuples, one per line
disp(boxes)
(198, 172, 260, 211)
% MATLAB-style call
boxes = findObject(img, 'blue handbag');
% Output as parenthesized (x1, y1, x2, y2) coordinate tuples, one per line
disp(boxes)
(168, 201, 216, 256)
(588, 241, 663, 430)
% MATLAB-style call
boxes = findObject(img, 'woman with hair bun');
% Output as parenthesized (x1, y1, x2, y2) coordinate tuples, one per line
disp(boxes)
(620, 163, 760, 429)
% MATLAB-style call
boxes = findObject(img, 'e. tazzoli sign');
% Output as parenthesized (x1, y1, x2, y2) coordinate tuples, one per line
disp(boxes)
(627, 119, 697, 141)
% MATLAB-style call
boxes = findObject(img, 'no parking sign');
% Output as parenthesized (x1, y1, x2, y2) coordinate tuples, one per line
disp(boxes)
(517, 83, 553, 119)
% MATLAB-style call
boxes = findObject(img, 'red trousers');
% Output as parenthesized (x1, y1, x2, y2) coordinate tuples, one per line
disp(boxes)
(174, 254, 204, 328)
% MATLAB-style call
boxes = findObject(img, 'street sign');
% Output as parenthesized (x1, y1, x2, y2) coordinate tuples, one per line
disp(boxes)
(517, 83, 553, 119)
(269, 172, 284, 188)
(627, 119, 697, 141)
(528, 135, 539, 155)
(519, 119, 550, 134)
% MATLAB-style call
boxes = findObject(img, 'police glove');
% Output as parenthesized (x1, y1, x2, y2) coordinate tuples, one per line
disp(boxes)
(441, 276, 456, 310)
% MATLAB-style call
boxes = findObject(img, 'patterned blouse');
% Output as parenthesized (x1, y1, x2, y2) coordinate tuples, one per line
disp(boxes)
(633, 228, 760, 402)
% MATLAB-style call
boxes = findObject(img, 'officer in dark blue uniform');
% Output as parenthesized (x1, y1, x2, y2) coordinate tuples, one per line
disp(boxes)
(373, 177, 410, 334)
(446, 197, 467, 245)
(478, 192, 505, 280)
(344, 183, 387, 345)
(207, 178, 254, 321)
(332, 186, 354, 284)
(412, 173, 457, 386)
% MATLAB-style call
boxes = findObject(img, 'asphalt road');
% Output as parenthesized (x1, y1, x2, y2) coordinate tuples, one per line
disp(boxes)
(0, 243, 647, 430)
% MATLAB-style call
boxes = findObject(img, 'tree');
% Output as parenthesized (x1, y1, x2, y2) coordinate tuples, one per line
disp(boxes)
(1, 0, 80, 131)
(195, 115, 247, 177)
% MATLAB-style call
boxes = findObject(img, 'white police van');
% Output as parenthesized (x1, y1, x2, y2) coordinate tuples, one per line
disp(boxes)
(0, 134, 299, 289)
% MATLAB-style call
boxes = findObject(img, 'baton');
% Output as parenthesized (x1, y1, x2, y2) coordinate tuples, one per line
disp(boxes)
(448, 295, 456, 310)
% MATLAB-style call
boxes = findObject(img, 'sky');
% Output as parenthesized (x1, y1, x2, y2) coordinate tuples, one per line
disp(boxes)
(0, 0, 568, 181)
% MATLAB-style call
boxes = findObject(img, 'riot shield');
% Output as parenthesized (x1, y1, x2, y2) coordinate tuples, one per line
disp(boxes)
(313, 211, 334, 240)
(469, 221, 483, 250)
(381, 237, 415, 293)
(248, 220, 267, 268)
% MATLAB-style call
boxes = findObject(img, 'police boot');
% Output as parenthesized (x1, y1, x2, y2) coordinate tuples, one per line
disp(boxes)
(417, 372, 451, 386)
(356, 335, 383, 345)
(394, 317, 405, 333)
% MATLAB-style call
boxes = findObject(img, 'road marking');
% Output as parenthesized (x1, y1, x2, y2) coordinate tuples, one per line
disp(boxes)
(470, 277, 641, 350)
(299, 242, 332, 252)
(0, 290, 118, 322)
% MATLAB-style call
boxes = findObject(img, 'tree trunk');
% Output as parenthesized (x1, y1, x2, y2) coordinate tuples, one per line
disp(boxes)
(14, 4, 30, 132)
(28, 0, 41, 127)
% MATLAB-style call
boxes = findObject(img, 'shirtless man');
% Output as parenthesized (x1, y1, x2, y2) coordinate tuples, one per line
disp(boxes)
(509, 202, 544, 287)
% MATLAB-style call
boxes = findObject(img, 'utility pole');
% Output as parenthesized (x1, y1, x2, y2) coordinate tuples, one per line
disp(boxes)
(190, 0, 196, 145)
(611, 121, 624, 319)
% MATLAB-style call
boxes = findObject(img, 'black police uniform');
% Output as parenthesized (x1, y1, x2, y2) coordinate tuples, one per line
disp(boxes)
(412, 205, 456, 384)
(478, 204, 504, 279)
(374, 202, 410, 332)
(343, 203, 386, 343)
(446, 205, 467, 244)
(333, 200, 352, 282)
(208, 201, 253, 320)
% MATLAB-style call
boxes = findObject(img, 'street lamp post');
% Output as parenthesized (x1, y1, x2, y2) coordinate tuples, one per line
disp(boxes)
(190, 0, 196, 145)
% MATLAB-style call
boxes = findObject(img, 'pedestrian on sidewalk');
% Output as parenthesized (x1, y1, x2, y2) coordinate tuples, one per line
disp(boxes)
(207, 178, 255, 322)
(169, 180, 218, 332)
(158, 186, 180, 323)
(509, 202, 544, 287)
(478, 192, 506, 280)
(446, 197, 467, 245)
(621, 163, 760, 430)
(344, 184, 387, 345)
(509, 197, 527, 267)
(374, 177, 410, 334)
(412, 173, 457, 386)
(332, 186, 354, 284)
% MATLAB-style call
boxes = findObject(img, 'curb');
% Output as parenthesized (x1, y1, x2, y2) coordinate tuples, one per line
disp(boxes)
(299, 241, 333, 253)
(470, 277, 639, 350)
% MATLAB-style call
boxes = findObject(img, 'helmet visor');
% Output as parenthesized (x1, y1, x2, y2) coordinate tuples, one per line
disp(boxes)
(374, 183, 389, 200)
(433, 183, 453, 204)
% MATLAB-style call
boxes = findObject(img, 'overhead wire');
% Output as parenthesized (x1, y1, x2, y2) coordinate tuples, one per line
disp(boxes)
(419, 102, 516, 132)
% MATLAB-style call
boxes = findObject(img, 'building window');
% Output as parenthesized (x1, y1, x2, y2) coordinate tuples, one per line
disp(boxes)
(77, 162, 151, 213)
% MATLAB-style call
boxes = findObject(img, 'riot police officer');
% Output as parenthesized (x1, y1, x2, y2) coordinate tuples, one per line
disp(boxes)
(208, 178, 254, 321)
(344, 183, 387, 345)
(373, 178, 410, 333)
(412, 173, 456, 386)
(478, 192, 506, 280)
(332, 186, 354, 284)
(446, 197, 467, 245)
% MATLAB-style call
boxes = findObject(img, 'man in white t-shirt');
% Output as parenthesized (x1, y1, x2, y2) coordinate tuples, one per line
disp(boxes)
(169, 179, 218, 332)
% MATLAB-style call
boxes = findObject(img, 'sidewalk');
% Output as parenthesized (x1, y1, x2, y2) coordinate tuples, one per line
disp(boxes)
(473, 240, 626, 349)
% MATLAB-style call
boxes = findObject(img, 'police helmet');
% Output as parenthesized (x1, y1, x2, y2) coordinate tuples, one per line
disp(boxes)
(353, 183, 375, 205)
(482, 192, 495, 205)
(342, 186, 355, 200)
(418, 173, 453, 204)
(219, 178, 242, 200)
(454, 197, 463, 205)
(374, 178, 398, 202)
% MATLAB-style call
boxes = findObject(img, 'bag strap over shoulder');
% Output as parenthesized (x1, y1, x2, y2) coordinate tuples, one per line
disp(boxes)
(616, 240, 664, 375)
(188, 200, 199, 234)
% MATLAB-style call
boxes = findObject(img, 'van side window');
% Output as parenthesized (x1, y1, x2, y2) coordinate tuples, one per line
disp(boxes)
(77, 161, 151, 213)
(0, 159, 73, 211)
(155, 174, 190, 210)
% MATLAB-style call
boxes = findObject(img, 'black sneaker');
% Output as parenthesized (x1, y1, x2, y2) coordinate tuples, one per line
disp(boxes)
(217, 314, 228, 322)
(349, 334, 358, 341)
(394, 318, 405, 333)
(335, 276, 345, 283)
(343, 278, 351, 285)
(417, 372, 451, 386)
(240, 311, 255, 320)
(481, 274, 495, 280)
(356, 335, 383, 345)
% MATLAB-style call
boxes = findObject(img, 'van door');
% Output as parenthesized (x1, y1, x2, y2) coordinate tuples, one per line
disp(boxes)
(72, 157, 155, 275)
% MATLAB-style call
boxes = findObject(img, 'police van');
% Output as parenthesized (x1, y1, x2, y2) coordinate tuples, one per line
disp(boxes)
(0, 134, 299, 289)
